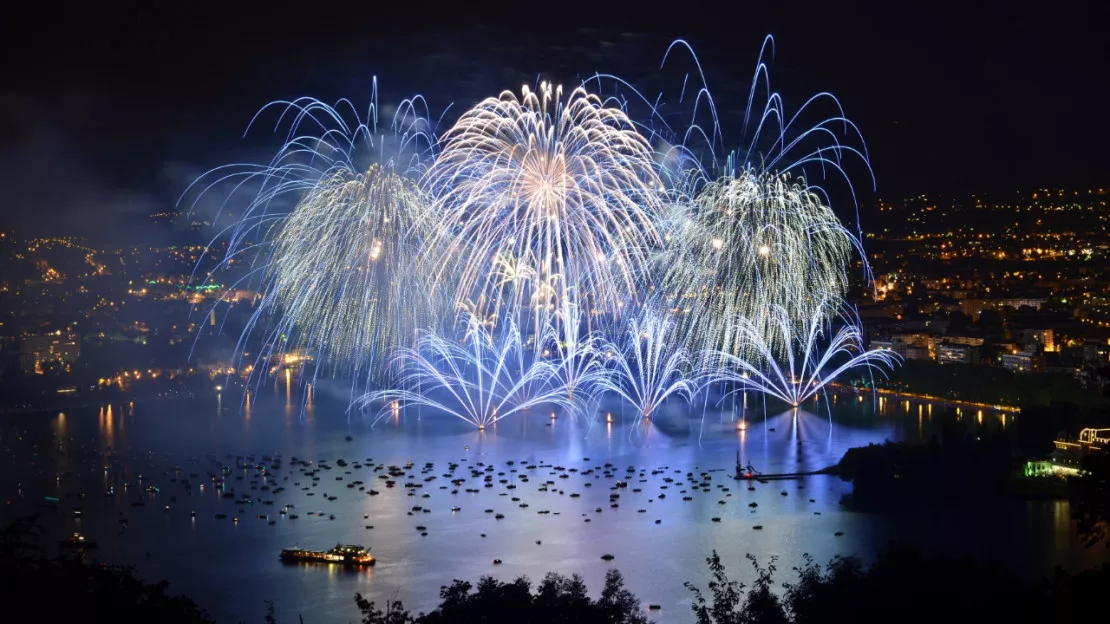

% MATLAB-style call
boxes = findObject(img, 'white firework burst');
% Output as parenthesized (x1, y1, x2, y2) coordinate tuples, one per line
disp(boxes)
(357, 314, 575, 429)
(657, 169, 864, 357)
(703, 296, 900, 407)
(182, 91, 441, 393)
(422, 81, 666, 328)
(261, 165, 438, 383)
(593, 312, 695, 421)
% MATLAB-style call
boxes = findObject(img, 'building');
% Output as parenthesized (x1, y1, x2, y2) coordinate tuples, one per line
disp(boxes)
(1022, 329, 1055, 352)
(20, 330, 81, 375)
(959, 297, 1048, 319)
(1081, 340, 1109, 364)
(944, 334, 985, 348)
(890, 332, 938, 358)
(871, 332, 937, 361)
(904, 345, 931, 360)
(869, 339, 898, 353)
(936, 342, 978, 365)
(1000, 297, 1048, 310)
(1002, 350, 1043, 373)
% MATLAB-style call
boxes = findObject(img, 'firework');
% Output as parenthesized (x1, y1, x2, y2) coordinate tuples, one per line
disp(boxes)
(357, 314, 574, 429)
(422, 81, 666, 328)
(184, 39, 883, 420)
(703, 296, 900, 407)
(593, 312, 694, 421)
(260, 165, 437, 383)
(657, 169, 865, 357)
(181, 92, 440, 392)
(538, 300, 603, 397)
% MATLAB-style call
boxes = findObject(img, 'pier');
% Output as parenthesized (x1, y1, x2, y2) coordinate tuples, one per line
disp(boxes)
(735, 452, 837, 481)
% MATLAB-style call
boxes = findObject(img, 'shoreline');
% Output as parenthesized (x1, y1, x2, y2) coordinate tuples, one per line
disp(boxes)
(826, 383, 1021, 413)
(0, 391, 195, 416)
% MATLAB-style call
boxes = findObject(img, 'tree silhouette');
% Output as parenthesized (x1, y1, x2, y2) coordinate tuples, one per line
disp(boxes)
(1073, 449, 1110, 547)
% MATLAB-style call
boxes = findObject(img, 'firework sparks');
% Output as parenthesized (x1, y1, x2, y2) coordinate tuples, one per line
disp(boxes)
(183, 39, 884, 422)
(658, 169, 865, 357)
(593, 312, 694, 421)
(703, 296, 900, 408)
(357, 314, 574, 429)
(181, 91, 441, 393)
(260, 165, 438, 383)
(538, 300, 603, 398)
(422, 81, 666, 327)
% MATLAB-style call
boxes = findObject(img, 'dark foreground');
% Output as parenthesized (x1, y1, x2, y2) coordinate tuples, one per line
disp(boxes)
(5, 514, 1108, 624)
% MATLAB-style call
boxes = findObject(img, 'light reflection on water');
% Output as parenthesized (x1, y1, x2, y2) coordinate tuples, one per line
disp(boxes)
(0, 387, 1101, 623)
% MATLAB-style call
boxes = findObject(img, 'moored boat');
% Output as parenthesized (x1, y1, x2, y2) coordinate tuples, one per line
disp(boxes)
(59, 532, 97, 549)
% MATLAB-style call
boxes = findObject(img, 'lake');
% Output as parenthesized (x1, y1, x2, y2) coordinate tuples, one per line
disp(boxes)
(1, 384, 1104, 623)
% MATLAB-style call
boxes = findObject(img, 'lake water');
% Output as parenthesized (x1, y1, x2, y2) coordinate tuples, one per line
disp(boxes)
(1, 386, 1104, 623)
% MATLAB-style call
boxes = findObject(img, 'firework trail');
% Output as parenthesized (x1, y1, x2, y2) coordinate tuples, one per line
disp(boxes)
(593, 312, 694, 421)
(357, 313, 575, 429)
(181, 38, 884, 423)
(261, 165, 438, 383)
(538, 300, 603, 398)
(657, 169, 865, 357)
(702, 296, 900, 408)
(581, 37, 877, 357)
(181, 85, 442, 396)
(422, 81, 666, 330)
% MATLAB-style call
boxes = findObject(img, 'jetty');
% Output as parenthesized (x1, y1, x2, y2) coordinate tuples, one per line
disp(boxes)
(735, 452, 837, 481)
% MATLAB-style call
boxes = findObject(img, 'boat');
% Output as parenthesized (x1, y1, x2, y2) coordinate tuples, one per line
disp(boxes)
(1031, 428, 1110, 477)
(280, 544, 375, 567)
(59, 532, 97, 550)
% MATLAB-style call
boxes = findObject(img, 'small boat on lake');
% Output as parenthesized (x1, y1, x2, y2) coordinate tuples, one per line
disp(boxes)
(59, 532, 97, 550)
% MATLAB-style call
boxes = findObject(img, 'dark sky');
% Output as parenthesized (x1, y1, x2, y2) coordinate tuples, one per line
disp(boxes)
(1, 0, 1106, 242)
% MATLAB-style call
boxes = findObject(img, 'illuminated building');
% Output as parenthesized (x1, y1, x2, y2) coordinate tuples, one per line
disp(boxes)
(1001, 350, 1043, 373)
(936, 342, 979, 365)
(20, 330, 81, 375)
(959, 298, 1047, 319)
(1023, 329, 1055, 352)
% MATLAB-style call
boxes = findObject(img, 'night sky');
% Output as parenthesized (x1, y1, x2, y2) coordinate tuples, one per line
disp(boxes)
(1, 0, 1106, 242)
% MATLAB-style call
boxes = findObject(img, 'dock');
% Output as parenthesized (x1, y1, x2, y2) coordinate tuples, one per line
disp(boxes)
(735, 452, 837, 481)
(736, 469, 834, 481)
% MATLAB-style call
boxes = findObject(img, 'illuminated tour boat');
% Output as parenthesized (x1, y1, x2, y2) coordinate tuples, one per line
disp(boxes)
(280, 544, 376, 566)
(1025, 428, 1109, 477)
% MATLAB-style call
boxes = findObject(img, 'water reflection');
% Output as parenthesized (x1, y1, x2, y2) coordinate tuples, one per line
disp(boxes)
(98, 404, 114, 450)
(9, 387, 1049, 623)
(285, 368, 292, 406)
